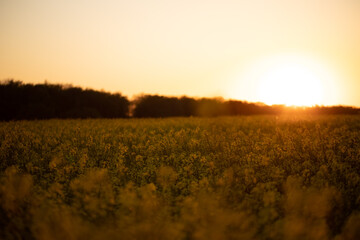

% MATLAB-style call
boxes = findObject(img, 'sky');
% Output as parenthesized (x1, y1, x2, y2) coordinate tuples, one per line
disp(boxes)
(1, 0, 360, 106)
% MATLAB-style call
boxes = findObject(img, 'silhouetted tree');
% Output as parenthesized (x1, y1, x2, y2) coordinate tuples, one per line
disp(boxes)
(2, 80, 358, 120)
(132, 95, 184, 118)
(0, 80, 129, 120)
(132, 94, 359, 118)
(195, 98, 226, 117)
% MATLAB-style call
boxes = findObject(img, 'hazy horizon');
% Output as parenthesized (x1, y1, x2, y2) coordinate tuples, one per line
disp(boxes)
(1, 0, 359, 106)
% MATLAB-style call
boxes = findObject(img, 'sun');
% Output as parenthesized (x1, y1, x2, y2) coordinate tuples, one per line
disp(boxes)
(256, 54, 331, 106)
(257, 56, 326, 106)
(227, 53, 339, 107)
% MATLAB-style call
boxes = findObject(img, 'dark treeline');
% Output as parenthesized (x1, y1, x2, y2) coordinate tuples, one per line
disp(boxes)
(132, 95, 360, 117)
(0, 80, 129, 120)
(132, 95, 275, 117)
(1, 80, 359, 120)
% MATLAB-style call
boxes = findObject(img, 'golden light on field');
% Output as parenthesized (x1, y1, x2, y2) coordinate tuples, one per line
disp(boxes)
(227, 54, 341, 106)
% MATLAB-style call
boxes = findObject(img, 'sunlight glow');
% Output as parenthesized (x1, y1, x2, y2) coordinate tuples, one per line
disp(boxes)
(257, 58, 324, 106)
(228, 53, 340, 106)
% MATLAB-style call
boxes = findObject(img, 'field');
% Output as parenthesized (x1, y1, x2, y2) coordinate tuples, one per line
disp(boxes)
(0, 116, 359, 240)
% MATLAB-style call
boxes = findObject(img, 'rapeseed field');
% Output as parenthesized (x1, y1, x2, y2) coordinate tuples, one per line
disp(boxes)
(0, 116, 359, 239)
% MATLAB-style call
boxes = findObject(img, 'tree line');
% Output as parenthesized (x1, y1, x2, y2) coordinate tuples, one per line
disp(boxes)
(0, 80, 359, 120)
(0, 80, 128, 120)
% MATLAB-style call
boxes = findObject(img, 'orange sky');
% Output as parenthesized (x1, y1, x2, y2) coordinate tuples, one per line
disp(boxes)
(1, 0, 360, 106)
